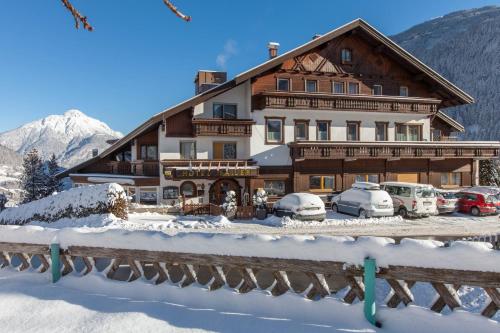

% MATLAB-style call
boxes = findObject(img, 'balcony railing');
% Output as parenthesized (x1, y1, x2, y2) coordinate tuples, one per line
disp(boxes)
(289, 141, 500, 160)
(253, 91, 441, 113)
(130, 160, 160, 177)
(162, 159, 258, 179)
(192, 119, 255, 137)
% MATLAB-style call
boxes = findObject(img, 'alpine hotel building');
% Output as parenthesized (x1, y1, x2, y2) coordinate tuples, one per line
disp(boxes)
(63, 19, 500, 206)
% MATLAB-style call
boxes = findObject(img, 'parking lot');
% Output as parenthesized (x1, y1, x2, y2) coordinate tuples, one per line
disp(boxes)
(123, 210, 500, 239)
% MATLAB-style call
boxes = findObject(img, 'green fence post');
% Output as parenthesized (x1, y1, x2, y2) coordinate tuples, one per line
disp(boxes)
(50, 243, 61, 283)
(364, 257, 380, 327)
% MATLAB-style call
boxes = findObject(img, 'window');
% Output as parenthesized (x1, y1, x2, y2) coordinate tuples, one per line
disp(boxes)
(309, 176, 335, 192)
(294, 120, 309, 141)
(441, 172, 461, 186)
(139, 188, 157, 204)
(432, 129, 442, 141)
(346, 122, 360, 141)
(395, 124, 421, 141)
(372, 84, 383, 95)
(375, 122, 388, 141)
(163, 186, 179, 199)
(264, 180, 286, 196)
(180, 141, 196, 159)
(316, 121, 330, 141)
(180, 181, 197, 198)
(213, 103, 237, 119)
(305, 80, 318, 93)
(385, 185, 411, 197)
(333, 81, 345, 94)
(355, 174, 379, 183)
(213, 142, 237, 159)
(341, 48, 352, 63)
(140, 145, 158, 160)
(348, 82, 359, 95)
(266, 118, 284, 144)
(277, 78, 290, 92)
(399, 86, 409, 97)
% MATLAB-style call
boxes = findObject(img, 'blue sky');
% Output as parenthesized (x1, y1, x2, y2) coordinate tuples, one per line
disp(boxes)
(1, 0, 499, 134)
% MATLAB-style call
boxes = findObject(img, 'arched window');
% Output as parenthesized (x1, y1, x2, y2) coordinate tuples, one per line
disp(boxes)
(180, 181, 197, 198)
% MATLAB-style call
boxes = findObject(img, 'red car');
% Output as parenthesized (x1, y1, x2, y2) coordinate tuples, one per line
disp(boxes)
(456, 191, 498, 216)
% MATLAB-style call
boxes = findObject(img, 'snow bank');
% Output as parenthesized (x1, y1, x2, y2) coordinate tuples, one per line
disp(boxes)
(0, 224, 499, 273)
(0, 183, 127, 225)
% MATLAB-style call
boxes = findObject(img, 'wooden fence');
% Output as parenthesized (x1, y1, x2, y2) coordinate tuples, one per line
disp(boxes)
(0, 241, 499, 319)
(183, 204, 255, 219)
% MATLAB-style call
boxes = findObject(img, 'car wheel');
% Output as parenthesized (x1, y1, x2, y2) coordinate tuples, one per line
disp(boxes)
(398, 207, 408, 218)
(471, 207, 480, 216)
(359, 209, 367, 219)
(331, 204, 338, 213)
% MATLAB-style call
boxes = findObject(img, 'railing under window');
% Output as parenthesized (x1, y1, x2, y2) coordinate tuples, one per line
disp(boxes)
(192, 119, 255, 137)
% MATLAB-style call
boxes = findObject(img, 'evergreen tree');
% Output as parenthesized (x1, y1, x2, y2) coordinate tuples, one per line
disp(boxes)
(20, 149, 47, 203)
(45, 153, 61, 196)
(479, 159, 500, 186)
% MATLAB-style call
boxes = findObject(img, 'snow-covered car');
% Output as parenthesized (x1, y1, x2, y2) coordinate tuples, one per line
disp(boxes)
(331, 182, 393, 218)
(380, 182, 437, 218)
(435, 190, 459, 214)
(466, 186, 500, 212)
(272, 193, 326, 221)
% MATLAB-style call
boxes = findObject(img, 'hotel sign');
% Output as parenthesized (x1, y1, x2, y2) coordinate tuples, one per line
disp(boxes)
(163, 167, 258, 179)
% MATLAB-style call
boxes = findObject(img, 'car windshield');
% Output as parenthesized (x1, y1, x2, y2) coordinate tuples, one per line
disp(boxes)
(416, 187, 435, 198)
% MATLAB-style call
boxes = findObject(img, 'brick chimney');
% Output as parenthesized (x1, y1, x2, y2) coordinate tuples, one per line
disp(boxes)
(267, 42, 280, 59)
(194, 70, 227, 95)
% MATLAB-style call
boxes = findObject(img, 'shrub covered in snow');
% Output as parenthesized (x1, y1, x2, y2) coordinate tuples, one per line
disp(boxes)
(222, 190, 237, 220)
(252, 189, 268, 209)
(0, 183, 127, 225)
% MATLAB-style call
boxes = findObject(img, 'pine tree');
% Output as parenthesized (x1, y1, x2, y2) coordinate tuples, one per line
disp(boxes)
(20, 149, 47, 203)
(45, 154, 61, 196)
(479, 159, 500, 186)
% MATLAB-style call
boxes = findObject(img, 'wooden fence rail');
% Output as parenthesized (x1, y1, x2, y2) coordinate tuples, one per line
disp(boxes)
(0, 241, 499, 319)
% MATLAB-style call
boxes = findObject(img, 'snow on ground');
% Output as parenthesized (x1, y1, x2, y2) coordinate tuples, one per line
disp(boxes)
(0, 269, 497, 333)
(25, 210, 500, 238)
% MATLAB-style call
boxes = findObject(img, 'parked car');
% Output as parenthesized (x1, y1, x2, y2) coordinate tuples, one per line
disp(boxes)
(466, 186, 500, 213)
(455, 191, 498, 216)
(435, 190, 459, 214)
(380, 182, 438, 218)
(330, 182, 393, 218)
(272, 193, 326, 221)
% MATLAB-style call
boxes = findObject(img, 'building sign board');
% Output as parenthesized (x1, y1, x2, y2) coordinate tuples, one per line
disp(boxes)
(163, 167, 258, 179)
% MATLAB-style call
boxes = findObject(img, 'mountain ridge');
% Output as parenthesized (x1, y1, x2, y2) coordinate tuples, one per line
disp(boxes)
(392, 5, 500, 141)
(0, 109, 123, 168)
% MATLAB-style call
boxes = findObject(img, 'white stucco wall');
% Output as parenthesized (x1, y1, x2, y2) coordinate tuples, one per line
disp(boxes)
(250, 109, 431, 166)
(193, 81, 251, 119)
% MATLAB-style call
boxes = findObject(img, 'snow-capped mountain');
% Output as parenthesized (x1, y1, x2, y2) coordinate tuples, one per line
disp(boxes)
(392, 6, 500, 140)
(0, 109, 123, 168)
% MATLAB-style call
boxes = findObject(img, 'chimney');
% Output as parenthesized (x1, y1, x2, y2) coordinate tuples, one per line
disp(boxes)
(267, 42, 280, 59)
(194, 70, 227, 95)
(92, 148, 99, 157)
(312, 34, 321, 40)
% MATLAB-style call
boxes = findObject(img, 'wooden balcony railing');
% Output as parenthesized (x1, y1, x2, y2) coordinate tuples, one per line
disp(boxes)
(107, 161, 132, 175)
(192, 119, 255, 137)
(131, 160, 160, 177)
(289, 141, 500, 160)
(253, 91, 441, 113)
(162, 159, 258, 179)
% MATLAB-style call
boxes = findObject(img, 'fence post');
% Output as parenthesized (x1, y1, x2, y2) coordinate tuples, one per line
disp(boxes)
(364, 257, 380, 327)
(50, 242, 61, 283)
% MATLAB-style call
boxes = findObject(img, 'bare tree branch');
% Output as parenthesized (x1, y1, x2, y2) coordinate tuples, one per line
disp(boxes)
(162, 0, 191, 22)
(60, 0, 93, 31)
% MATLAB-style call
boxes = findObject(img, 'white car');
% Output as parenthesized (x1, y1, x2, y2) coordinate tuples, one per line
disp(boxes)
(273, 193, 326, 221)
(380, 182, 438, 218)
(331, 182, 393, 218)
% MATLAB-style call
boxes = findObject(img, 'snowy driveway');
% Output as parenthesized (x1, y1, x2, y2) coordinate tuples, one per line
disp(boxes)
(121, 211, 500, 238)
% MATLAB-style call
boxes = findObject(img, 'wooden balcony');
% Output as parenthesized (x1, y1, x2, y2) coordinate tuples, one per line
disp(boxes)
(192, 119, 255, 137)
(289, 141, 500, 160)
(253, 91, 440, 114)
(131, 160, 160, 177)
(162, 159, 258, 179)
(107, 161, 132, 175)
